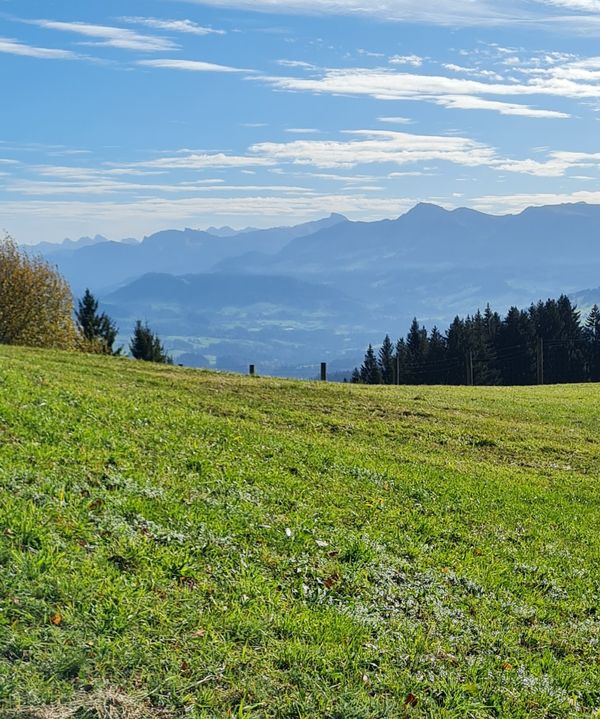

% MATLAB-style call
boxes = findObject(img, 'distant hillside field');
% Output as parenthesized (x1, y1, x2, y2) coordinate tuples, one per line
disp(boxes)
(1, 347, 599, 718)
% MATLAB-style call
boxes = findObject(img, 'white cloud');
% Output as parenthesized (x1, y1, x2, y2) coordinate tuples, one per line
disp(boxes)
(377, 116, 414, 124)
(285, 128, 320, 133)
(249, 129, 498, 169)
(389, 54, 423, 67)
(442, 63, 504, 80)
(29, 20, 177, 52)
(541, 0, 600, 10)
(177, 0, 600, 28)
(120, 17, 225, 35)
(6, 178, 316, 197)
(137, 58, 249, 72)
(277, 59, 317, 69)
(433, 94, 569, 118)
(261, 67, 572, 118)
(131, 152, 276, 169)
(178, 0, 533, 26)
(0, 36, 79, 60)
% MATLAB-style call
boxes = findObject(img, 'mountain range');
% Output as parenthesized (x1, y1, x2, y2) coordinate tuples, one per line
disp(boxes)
(27, 202, 600, 376)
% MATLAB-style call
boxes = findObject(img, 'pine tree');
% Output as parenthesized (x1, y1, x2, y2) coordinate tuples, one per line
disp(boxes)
(468, 310, 500, 385)
(129, 321, 172, 364)
(360, 344, 381, 384)
(350, 367, 361, 384)
(378, 334, 395, 385)
(497, 306, 535, 385)
(445, 316, 468, 385)
(556, 295, 585, 382)
(405, 318, 428, 384)
(425, 326, 447, 384)
(394, 338, 409, 385)
(530, 296, 585, 383)
(76, 289, 120, 355)
(585, 304, 600, 381)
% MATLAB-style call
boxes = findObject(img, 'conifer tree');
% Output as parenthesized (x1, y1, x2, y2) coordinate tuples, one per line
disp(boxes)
(426, 326, 447, 384)
(360, 344, 381, 384)
(445, 316, 468, 385)
(405, 318, 428, 384)
(378, 334, 395, 385)
(129, 321, 172, 364)
(496, 306, 535, 385)
(76, 289, 120, 355)
(468, 310, 500, 385)
(394, 338, 409, 385)
(585, 304, 600, 381)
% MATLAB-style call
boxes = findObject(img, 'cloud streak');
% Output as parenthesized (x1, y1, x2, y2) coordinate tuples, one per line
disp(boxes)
(29, 19, 177, 51)
(261, 67, 573, 118)
(0, 36, 79, 60)
(250, 129, 498, 169)
(120, 17, 225, 35)
(179, 0, 532, 25)
(137, 59, 249, 72)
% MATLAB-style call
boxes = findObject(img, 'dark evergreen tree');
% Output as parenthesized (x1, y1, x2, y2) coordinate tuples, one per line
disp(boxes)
(76, 289, 120, 354)
(496, 307, 535, 385)
(585, 304, 600, 382)
(483, 303, 502, 341)
(425, 326, 448, 384)
(378, 334, 395, 385)
(350, 367, 361, 384)
(530, 296, 585, 383)
(468, 310, 500, 385)
(394, 338, 409, 385)
(360, 344, 382, 384)
(129, 320, 172, 364)
(556, 295, 585, 382)
(445, 316, 468, 385)
(405, 318, 428, 384)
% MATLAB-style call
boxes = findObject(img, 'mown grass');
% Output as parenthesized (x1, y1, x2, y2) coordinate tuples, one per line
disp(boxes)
(0, 345, 599, 718)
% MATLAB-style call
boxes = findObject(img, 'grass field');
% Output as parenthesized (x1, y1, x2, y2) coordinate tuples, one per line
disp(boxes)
(0, 346, 599, 718)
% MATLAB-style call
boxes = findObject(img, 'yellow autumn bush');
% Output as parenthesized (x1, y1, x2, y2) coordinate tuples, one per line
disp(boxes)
(0, 235, 78, 350)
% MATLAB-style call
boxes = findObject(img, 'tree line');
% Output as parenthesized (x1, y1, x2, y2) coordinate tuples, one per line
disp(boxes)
(1, 236, 171, 363)
(353, 296, 600, 385)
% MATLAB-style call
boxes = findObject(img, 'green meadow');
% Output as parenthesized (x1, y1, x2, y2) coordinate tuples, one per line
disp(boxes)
(0, 346, 598, 718)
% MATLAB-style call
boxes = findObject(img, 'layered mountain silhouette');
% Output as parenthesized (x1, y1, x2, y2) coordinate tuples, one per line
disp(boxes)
(37, 213, 347, 294)
(29, 202, 600, 375)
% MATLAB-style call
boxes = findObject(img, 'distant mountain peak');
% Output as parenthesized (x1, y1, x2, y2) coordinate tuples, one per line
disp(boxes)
(406, 202, 448, 217)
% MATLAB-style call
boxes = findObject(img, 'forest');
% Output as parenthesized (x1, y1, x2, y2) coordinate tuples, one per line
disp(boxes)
(354, 296, 600, 385)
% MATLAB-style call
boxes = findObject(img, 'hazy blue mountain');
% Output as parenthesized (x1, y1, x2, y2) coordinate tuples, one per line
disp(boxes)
(223, 202, 600, 277)
(26, 234, 112, 254)
(37, 213, 348, 293)
(205, 225, 258, 237)
(216, 202, 600, 324)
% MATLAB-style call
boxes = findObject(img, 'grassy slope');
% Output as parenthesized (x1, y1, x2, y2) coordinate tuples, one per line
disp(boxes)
(0, 346, 599, 719)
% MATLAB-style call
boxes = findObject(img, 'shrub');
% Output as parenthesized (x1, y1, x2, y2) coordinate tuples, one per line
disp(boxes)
(0, 235, 78, 350)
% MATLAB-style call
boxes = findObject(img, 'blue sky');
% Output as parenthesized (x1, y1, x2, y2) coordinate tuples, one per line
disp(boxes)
(3, 0, 600, 243)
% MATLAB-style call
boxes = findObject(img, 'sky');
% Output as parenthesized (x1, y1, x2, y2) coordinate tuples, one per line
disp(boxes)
(2, 0, 600, 243)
